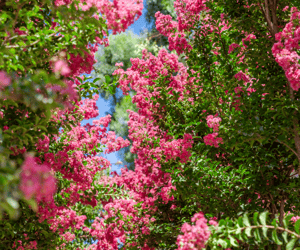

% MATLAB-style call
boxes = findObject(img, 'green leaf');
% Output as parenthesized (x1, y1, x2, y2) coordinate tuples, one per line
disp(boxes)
(261, 226, 268, 238)
(253, 228, 261, 242)
(6, 197, 19, 209)
(294, 219, 300, 234)
(243, 213, 250, 226)
(245, 227, 252, 237)
(286, 238, 297, 250)
(284, 214, 294, 228)
(216, 239, 228, 248)
(259, 211, 268, 225)
(282, 231, 288, 243)
(24, 198, 38, 212)
(272, 230, 282, 245)
(105, 75, 111, 84)
(229, 235, 239, 247)
(253, 212, 259, 225)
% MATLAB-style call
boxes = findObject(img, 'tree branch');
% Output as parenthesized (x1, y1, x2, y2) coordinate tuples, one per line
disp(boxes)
(4, 27, 63, 49)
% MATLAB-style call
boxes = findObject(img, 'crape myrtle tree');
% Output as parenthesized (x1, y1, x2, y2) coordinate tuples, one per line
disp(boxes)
(92, 26, 188, 170)
(100, 0, 300, 249)
(0, 0, 143, 248)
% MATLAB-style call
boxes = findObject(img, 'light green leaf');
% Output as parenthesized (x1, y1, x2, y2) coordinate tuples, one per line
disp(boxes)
(286, 238, 297, 250)
(294, 219, 300, 234)
(243, 213, 250, 226)
(272, 230, 282, 245)
(259, 211, 268, 225)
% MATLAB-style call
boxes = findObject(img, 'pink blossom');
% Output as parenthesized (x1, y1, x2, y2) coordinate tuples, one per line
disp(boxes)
(283, 6, 289, 12)
(203, 133, 223, 148)
(115, 62, 124, 67)
(228, 43, 240, 54)
(206, 115, 221, 132)
(0, 71, 11, 88)
(291, 216, 300, 223)
(272, 7, 300, 91)
(53, 60, 71, 76)
(176, 212, 210, 250)
(20, 154, 56, 202)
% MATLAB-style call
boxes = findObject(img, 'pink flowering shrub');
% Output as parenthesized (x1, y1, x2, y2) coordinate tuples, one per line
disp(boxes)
(228, 43, 240, 54)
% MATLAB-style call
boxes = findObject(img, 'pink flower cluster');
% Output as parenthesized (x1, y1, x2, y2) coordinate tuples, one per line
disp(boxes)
(155, 11, 193, 56)
(28, 93, 130, 247)
(60, 0, 144, 35)
(203, 133, 223, 148)
(204, 115, 223, 148)
(12, 239, 37, 250)
(154, 0, 207, 56)
(5, 0, 145, 248)
(20, 154, 56, 202)
(272, 7, 300, 91)
(176, 212, 210, 250)
(242, 34, 256, 48)
(53, 60, 71, 76)
(206, 115, 221, 132)
(234, 70, 256, 94)
(0, 71, 11, 89)
(291, 216, 300, 223)
(228, 43, 240, 54)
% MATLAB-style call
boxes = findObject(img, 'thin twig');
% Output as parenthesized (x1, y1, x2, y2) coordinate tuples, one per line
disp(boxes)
(5, 27, 63, 49)
(277, 139, 300, 162)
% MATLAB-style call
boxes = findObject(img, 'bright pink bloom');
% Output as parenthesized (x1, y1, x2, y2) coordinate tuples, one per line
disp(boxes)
(20, 154, 56, 202)
(176, 212, 210, 250)
(228, 43, 240, 54)
(53, 60, 71, 76)
(0, 71, 11, 88)
(206, 115, 221, 132)
(203, 133, 223, 148)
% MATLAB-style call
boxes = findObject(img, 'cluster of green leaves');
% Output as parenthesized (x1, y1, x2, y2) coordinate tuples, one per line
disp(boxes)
(0, 0, 108, 74)
(207, 212, 300, 250)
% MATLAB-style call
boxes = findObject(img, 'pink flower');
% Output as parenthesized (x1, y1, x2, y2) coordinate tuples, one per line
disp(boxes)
(0, 71, 11, 88)
(177, 212, 210, 250)
(20, 154, 56, 202)
(228, 43, 240, 54)
(53, 60, 71, 76)
(204, 133, 223, 148)
(115, 62, 124, 67)
(283, 6, 289, 12)
(206, 115, 221, 132)
(291, 216, 300, 223)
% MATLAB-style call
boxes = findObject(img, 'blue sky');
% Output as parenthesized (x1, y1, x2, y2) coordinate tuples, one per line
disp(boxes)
(80, 0, 151, 174)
